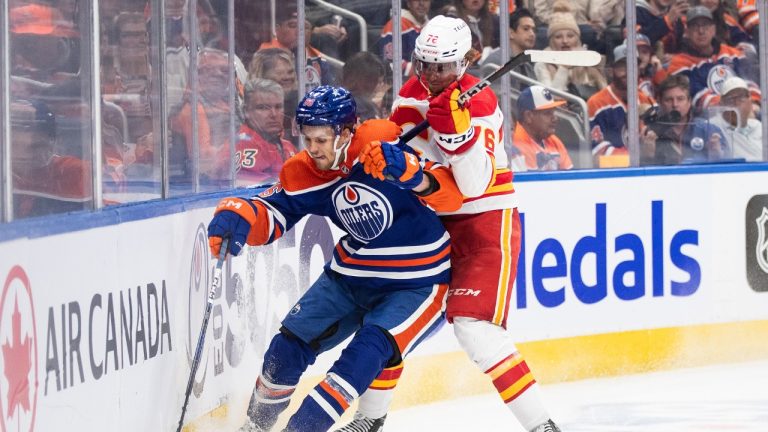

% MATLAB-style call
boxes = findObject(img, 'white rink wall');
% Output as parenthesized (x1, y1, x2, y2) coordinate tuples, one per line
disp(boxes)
(1, 167, 768, 431)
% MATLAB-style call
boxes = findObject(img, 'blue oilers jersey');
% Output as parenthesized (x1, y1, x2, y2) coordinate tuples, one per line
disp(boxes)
(249, 125, 452, 291)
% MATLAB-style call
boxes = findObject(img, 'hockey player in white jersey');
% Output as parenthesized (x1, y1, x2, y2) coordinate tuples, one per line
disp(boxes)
(336, 15, 561, 432)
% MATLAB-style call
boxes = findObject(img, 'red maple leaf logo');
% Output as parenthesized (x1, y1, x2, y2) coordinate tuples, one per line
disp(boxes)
(2, 296, 32, 421)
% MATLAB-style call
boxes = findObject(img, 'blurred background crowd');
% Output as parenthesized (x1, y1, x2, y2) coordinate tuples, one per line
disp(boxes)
(1, 0, 765, 220)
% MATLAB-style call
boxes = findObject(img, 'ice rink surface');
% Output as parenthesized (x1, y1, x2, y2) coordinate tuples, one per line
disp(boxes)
(380, 360, 768, 432)
(208, 360, 768, 431)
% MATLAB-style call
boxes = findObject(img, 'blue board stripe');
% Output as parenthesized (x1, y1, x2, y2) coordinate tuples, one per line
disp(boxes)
(2, 162, 767, 242)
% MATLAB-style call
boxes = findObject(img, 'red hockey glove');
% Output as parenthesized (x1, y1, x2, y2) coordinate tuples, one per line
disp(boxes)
(427, 82, 475, 154)
(207, 197, 259, 257)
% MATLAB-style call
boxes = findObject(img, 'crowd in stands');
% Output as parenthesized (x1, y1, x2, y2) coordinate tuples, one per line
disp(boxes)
(232, 0, 764, 174)
(5, 0, 765, 219)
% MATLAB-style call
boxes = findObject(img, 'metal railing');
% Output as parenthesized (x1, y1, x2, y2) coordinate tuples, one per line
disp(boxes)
(307, 0, 367, 51)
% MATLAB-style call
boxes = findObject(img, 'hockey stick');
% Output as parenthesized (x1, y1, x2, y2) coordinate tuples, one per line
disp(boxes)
(176, 238, 228, 432)
(398, 49, 601, 144)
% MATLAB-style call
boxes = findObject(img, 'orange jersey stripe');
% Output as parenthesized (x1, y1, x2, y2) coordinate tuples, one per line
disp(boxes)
(334, 243, 451, 267)
(393, 284, 448, 353)
(319, 380, 350, 410)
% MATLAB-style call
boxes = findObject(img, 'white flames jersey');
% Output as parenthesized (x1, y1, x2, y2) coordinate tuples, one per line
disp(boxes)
(391, 74, 516, 215)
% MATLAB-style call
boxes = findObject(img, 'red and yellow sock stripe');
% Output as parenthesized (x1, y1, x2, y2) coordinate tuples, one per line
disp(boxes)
(369, 363, 404, 391)
(486, 352, 536, 404)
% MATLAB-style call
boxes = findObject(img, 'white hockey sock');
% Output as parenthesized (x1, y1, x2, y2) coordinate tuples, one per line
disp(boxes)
(453, 317, 551, 431)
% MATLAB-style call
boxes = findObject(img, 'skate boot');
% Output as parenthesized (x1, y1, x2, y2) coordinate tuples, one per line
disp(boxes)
(333, 412, 387, 432)
(530, 419, 561, 432)
(237, 418, 265, 432)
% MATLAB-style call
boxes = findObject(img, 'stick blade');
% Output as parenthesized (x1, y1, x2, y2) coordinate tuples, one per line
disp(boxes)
(525, 49, 602, 67)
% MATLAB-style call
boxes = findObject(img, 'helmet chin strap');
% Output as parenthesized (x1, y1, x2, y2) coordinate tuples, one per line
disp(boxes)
(330, 132, 352, 171)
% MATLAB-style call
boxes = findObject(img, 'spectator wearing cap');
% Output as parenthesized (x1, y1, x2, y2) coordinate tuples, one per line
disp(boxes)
(635, 0, 689, 49)
(534, 1, 606, 100)
(640, 74, 725, 165)
(512, 86, 574, 171)
(258, 3, 336, 92)
(236, 78, 298, 186)
(690, 0, 753, 47)
(667, 6, 754, 114)
(636, 33, 666, 99)
(481, 8, 537, 91)
(709, 77, 762, 161)
(588, 42, 657, 167)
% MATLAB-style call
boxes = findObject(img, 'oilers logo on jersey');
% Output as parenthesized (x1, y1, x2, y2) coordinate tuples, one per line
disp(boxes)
(707, 65, 735, 95)
(333, 182, 394, 242)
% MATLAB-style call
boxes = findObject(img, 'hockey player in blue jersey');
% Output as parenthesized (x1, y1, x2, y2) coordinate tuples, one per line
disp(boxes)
(207, 85, 463, 432)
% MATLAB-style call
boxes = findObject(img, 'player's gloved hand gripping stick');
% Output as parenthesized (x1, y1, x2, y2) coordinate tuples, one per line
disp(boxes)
(397, 49, 602, 145)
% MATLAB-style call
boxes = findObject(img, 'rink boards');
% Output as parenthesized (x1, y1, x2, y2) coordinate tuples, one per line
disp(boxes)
(1, 165, 768, 431)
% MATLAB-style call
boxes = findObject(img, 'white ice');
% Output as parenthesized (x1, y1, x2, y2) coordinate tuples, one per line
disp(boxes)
(208, 360, 768, 431)
(377, 360, 768, 432)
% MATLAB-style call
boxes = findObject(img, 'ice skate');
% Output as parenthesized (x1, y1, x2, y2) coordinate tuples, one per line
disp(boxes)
(530, 419, 561, 432)
(237, 418, 265, 432)
(333, 412, 387, 432)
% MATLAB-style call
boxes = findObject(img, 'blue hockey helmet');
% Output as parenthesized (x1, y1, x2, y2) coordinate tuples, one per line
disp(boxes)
(295, 85, 357, 134)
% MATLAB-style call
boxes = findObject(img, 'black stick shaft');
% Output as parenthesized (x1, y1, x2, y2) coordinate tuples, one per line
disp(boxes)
(176, 239, 228, 432)
(398, 52, 531, 145)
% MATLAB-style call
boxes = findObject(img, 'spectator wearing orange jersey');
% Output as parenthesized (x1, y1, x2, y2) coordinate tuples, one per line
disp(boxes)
(512, 86, 574, 171)
(736, 0, 758, 37)
(235, 79, 298, 186)
(667, 6, 757, 114)
(589, 41, 656, 166)
(377, 0, 431, 78)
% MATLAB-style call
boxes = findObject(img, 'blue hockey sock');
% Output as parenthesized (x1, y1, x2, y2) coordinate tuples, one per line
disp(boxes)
(247, 331, 317, 429)
(284, 325, 395, 431)
(246, 375, 295, 429)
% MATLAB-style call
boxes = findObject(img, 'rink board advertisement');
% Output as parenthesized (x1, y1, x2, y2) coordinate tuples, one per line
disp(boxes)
(1, 168, 768, 430)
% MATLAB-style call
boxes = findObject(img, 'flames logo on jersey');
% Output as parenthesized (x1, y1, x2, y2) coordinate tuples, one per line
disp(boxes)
(332, 182, 393, 242)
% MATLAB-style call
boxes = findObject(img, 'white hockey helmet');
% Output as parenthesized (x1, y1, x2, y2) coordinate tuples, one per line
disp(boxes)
(412, 16, 472, 79)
